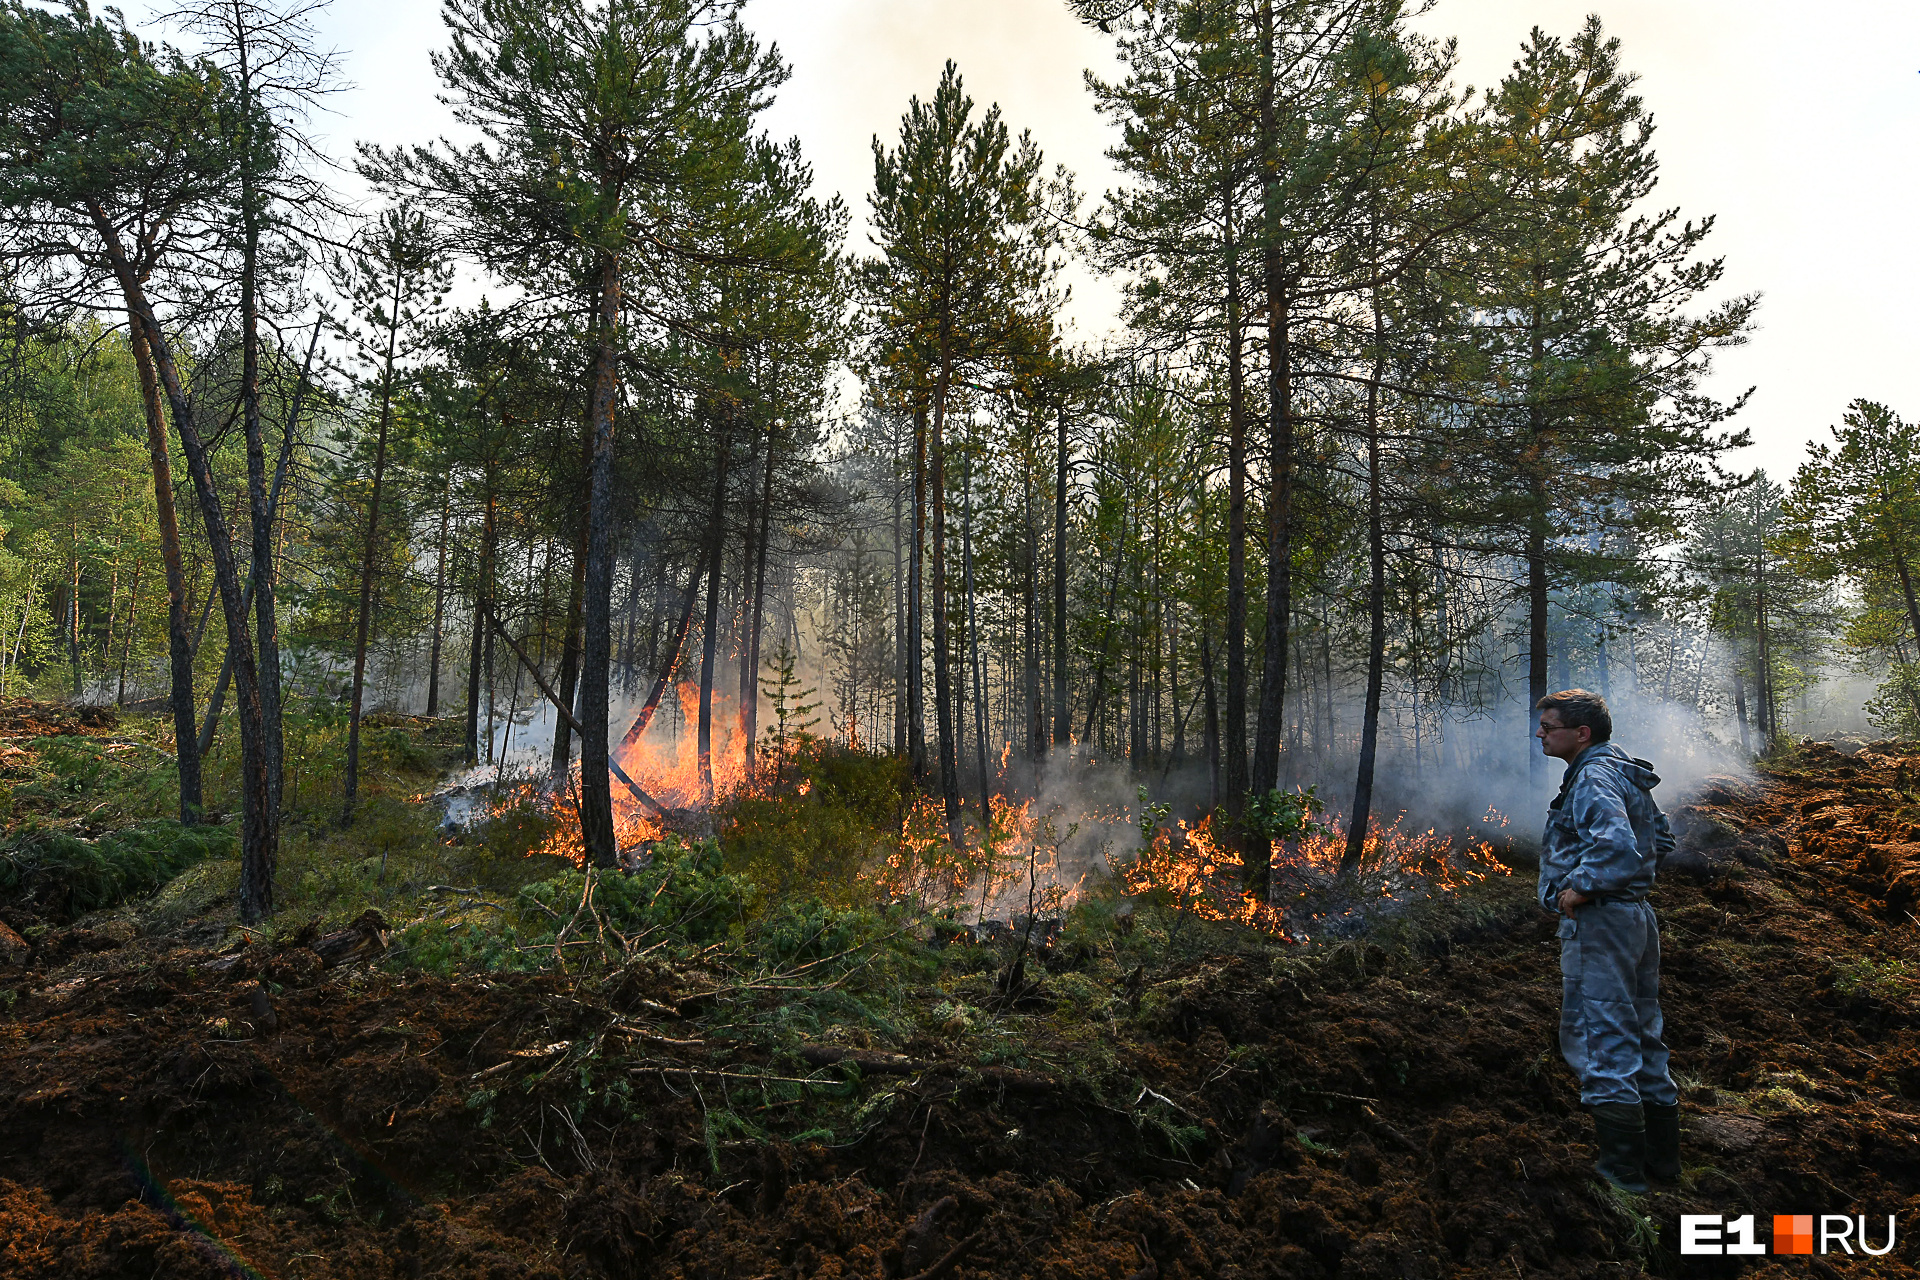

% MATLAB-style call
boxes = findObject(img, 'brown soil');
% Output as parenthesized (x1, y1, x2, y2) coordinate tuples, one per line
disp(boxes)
(5, 740, 1920, 1278)
(0, 698, 119, 740)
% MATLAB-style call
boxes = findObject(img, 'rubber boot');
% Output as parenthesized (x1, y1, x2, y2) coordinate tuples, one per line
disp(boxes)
(1644, 1102, 1681, 1182)
(1591, 1102, 1648, 1193)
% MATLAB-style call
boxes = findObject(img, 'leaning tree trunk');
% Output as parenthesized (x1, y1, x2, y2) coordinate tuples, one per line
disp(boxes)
(619, 564, 703, 755)
(1893, 534, 1920, 656)
(103, 248, 273, 920)
(196, 365, 309, 766)
(127, 314, 202, 823)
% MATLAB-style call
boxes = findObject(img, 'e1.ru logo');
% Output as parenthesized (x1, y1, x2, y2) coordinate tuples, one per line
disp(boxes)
(1680, 1214, 1897, 1256)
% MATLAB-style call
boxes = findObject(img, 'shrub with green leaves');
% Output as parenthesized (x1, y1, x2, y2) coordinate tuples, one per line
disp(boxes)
(401, 836, 758, 975)
(523, 836, 756, 945)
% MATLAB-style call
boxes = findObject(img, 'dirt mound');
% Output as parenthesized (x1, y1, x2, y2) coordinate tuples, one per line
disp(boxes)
(5, 741, 1920, 1278)
(0, 698, 118, 740)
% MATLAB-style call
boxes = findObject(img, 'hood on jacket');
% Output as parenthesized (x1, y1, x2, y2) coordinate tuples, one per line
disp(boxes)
(1571, 742, 1662, 793)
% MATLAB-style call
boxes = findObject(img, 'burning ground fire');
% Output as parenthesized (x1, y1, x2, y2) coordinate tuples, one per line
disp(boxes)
(1116, 811, 1511, 940)
(456, 703, 1510, 941)
(455, 683, 762, 864)
(871, 782, 1513, 943)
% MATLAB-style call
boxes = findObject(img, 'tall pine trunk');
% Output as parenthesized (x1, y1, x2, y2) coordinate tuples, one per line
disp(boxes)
(426, 475, 452, 715)
(548, 517, 587, 785)
(908, 403, 929, 779)
(1251, 280, 1292, 813)
(466, 465, 498, 765)
(231, 31, 285, 827)
(1220, 172, 1252, 880)
(743, 422, 779, 779)
(1754, 544, 1776, 751)
(735, 417, 765, 727)
(893, 427, 908, 759)
(929, 353, 961, 850)
(963, 447, 990, 824)
(697, 407, 733, 807)
(1249, 0, 1292, 871)
(1023, 457, 1044, 761)
(342, 285, 405, 824)
(1525, 290, 1550, 786)
(578, 260, 622, 865)
(1526, 481, 1550, 782)
(1343, 293, 1387, 874)
(1052, 404, 1070, 749)
(890, 429, 906, 759)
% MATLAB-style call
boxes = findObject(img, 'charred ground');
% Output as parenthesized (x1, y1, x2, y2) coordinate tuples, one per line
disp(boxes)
(4, 721, 1920, 1279)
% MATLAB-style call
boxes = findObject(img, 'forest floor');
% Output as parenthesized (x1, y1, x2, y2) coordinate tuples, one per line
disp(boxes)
(4, 704, 1920, 1278)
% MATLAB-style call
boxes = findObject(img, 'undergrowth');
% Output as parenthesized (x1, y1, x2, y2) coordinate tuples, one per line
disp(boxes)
(0, 821, 234, 921)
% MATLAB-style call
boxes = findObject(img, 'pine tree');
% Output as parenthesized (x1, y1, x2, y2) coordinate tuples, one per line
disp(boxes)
(0, 1, 233, 832)
(368, 0, 796, 864)
(328, 204, 449, 822)
(759, 637, 819, 785)
(865, 61, 1064, 851)
(1782, 400, 1920, 732)
(1441, 17, 1755, 784)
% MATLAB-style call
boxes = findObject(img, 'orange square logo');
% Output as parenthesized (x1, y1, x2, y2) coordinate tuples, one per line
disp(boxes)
(1774, 1216, 1814, 1255)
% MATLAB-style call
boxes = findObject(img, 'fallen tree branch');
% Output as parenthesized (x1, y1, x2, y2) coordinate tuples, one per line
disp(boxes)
(631, 1066, 834, 1086)
(616, 564, 701, 754)
(481, 601, 665, 815)
(797, 1045, 924, 1074)
(606, 1020, 707, 1049)
(901, 1228, 982, 1280)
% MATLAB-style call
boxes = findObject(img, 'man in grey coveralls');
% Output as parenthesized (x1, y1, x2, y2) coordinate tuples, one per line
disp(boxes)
(1536, 689, 1680, 1193)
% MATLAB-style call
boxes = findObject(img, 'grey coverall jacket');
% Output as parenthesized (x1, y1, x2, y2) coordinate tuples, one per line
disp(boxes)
(1538, 742, 1679, 1107)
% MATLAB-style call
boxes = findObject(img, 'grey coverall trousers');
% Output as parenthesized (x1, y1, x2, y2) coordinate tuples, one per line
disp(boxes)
(1540, 743, 1680, 1108)
(1557, 899, 1677, 1107)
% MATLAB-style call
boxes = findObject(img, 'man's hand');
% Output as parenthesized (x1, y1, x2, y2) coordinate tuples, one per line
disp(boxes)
(1557, 888, 1590, 917)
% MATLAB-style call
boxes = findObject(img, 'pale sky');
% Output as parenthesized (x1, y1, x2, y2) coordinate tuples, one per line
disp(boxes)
(131, 0, 1920, 481)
